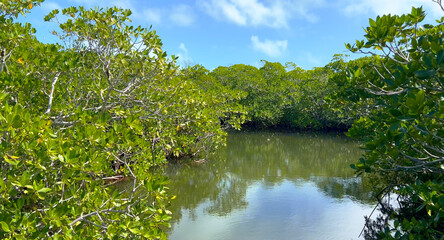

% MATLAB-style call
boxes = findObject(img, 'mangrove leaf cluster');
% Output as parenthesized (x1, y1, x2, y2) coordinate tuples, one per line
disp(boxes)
(332, 6, 444, 239)
(0, 2, 244, 239)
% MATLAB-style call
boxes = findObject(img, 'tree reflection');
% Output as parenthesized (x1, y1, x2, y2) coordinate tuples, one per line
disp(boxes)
(166, 131, 375, 226)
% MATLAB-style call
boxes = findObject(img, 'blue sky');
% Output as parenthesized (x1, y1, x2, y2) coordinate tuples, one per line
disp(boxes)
(20, 0, 443, 70)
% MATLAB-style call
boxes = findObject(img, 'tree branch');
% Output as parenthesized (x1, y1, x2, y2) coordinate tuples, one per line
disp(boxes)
(44, 72, 61, 115)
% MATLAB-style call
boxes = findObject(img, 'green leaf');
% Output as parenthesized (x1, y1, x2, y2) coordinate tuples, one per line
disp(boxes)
(416, 90, 425, 105)
(129, 228, 140, 234)
(0, 221, 10, 232)
(37, 188, 52, 193)
(414, 70, 434, 79)
(430, 41, 441, 54)
(12, 114, 22, 128)
(4, 156, 19, 166)
(422, 53, 434, 67)
(389, 121, 400, 132)
(437, 50, 444, 64)
(16, 198, 24, 210)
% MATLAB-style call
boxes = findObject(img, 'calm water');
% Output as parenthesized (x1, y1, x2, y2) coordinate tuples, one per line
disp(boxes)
(166, 131, 376, 240)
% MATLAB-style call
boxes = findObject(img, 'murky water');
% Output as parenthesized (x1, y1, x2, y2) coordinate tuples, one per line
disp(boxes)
(166, 131, 376, 240)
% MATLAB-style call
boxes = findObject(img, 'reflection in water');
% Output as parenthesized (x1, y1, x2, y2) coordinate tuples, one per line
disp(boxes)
(166, 131, 376, 239)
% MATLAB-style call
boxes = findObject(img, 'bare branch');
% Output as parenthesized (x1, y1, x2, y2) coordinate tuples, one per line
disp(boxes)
(44, 72, 61, 115)
(433, 0, 444, 11)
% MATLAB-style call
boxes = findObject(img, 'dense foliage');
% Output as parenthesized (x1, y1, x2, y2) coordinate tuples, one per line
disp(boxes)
(0, 2, 244, 239)
(330, 6, 444, 239)
(208, 61, 353, 130)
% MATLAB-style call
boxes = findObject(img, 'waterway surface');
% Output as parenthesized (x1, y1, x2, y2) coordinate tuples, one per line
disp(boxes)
(166, 131, 376, 240)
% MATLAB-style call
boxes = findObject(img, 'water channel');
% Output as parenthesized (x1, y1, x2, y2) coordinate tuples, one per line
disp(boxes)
(166, 131, 376, 240)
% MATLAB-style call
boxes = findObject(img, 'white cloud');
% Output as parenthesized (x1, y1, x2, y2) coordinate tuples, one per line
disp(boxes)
(142, 8, 162, 25)
(140, 4, 195, 27)
(343, 0, 442, 18)
(216, 1, 247, 25)
(179, 43, 188, 54)
(177, 43, 194, 67)
(198, 0, 325, 28)
(169, 5, 195, 27)
(251, 36, 288, 58)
